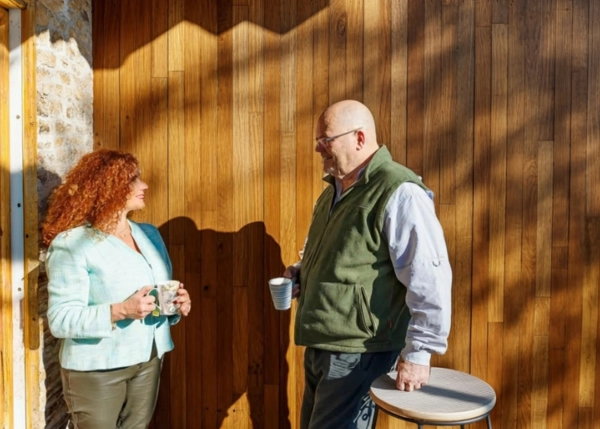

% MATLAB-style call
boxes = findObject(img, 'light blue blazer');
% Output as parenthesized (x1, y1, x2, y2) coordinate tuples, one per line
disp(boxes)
(46, 221, 179, 371)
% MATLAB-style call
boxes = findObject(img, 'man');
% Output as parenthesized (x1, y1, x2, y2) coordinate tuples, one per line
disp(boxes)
(284, 100, 452, 429)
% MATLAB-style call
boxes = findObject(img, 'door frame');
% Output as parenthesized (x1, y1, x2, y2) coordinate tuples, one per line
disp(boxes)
(0, 1, 39, 428)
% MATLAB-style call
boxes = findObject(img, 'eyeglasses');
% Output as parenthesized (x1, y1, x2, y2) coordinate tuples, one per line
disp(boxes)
(315, 127, 362, 148)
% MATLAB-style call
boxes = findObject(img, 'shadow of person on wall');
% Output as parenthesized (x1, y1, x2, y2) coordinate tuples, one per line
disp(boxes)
(150, 217, 292, 429)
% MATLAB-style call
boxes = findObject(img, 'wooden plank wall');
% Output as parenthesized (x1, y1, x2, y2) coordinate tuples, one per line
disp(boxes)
(0, 8, 13, 429)
(92, 0, 600, 428)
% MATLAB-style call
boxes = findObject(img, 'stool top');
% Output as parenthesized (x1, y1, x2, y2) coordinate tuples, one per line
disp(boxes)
(370, 368, 496, 423)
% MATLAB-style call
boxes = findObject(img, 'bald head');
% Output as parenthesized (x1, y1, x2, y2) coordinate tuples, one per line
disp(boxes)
(320, 100, 378, 151)
(315, 100, 381, 186)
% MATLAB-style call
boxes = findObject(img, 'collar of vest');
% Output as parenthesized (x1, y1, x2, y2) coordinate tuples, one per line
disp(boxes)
(323, 145, 392, 187)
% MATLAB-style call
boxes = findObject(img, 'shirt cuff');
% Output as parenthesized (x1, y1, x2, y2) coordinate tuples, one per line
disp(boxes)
(401, 349, 432, 366)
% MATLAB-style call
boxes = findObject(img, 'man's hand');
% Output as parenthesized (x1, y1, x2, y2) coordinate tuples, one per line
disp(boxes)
(396, 359, 430, 392)
(283, 265, 301, 298)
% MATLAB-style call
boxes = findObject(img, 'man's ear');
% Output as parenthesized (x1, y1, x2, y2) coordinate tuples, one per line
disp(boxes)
(355, 130, 366, 149)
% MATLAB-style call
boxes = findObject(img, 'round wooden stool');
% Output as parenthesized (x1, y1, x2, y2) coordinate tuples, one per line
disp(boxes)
(369, 368, 496, 428)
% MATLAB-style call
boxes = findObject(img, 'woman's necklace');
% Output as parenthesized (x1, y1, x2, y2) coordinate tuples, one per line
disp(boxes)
(114, 223, 132, 240)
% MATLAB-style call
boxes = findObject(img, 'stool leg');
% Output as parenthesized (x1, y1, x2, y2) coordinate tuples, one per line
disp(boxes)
(487, 414, 493, 429)
(371, 405, 379, 428)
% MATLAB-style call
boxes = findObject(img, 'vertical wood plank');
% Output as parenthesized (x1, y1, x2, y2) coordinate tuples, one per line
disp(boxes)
(167, 71, 186, 242)
(565, 0, 588, 426)
(296, 0, 314, 260)
(280, 0, 297, 264)
(167, 70, 187, 428)
(199, 5, 219, 429)
(588, 0, 600, 217)
(232, 6, 252, 233)
(537, 0, 556, 142)
(346, 0, 363, 102)
(548, 247, 567, 429)
(488, 23, 507, 323)
(532, 335, 549, 429)
(92, 0, 106, 147)
(312, 4, 329, 205)
(119, 0, 140, 153)
(281, 0, 299, 423)
(518, 0, 541, 424)
(0, 8, 12, 429)
(488, 323, 504, 428)
(328, 0, 346, 104)
(580, 219, 600, 407)
(231, 8, 252, 428)
(232, 285, 250, 429)
(94, 0, 120, 150)
(364, 0, 391, 146)
(263, 0, 282, 409)
(579, 408, 594, 429)
(502, 0, 526, 426)
(21, 5, 41, 427)
(406, 0, 424, 176)
(472, 0, 491, 380)
(423, 0, 441, 203)
(534, 297, 551, 336)
(132, 0, 159, 224)
(548, 3, 572, 427)
(390, 0, 407, 163)
(152, 0, 168, 78)
(537, 141, 553, 297)
(248, 1, 266, 427)
(439, 2, 457, 205)
(552, 0, 572, 248)
(169, 246, 187, 429)
(492, 0, 508, 24)
(216, 4, 235, 428)
(594, 224, 600, 429)
(168, 0, 185, 71)
(452, 0, 475, 374)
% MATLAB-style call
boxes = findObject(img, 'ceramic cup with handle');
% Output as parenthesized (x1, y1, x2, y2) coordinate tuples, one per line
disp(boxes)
(150, 280, 181, 316)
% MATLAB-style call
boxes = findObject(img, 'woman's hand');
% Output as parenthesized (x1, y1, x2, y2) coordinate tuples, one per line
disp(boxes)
(174, 283, 192, 316)
(112, 286, 156, 321)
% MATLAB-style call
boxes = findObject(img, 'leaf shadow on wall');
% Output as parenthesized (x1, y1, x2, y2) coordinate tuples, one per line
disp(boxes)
(151, 217, 293, 429)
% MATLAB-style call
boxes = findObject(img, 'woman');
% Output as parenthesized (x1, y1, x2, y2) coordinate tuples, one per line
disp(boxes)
(42, 149, 191, 429)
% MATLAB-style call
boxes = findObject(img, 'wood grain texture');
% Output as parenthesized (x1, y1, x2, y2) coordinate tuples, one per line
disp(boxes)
(21, 6, 41, 429)
(0, 0, 25, 9)
(0, 8, 12, 429)
(88, 1, 600, 428)
(488, 22, 507, 323)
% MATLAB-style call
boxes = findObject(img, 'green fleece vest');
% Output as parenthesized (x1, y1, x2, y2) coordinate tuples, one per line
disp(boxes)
(294, 146, 429, 353)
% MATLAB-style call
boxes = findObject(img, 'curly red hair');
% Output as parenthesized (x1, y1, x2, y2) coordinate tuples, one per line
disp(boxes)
(41, 150, 140, 247)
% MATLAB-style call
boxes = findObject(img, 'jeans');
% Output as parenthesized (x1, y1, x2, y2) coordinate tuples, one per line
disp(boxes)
(300, 347, 400, 429)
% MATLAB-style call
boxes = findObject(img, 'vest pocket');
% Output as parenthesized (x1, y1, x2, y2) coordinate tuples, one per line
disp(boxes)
(297, 280, 378, 344)
(357, 286, 376, 337)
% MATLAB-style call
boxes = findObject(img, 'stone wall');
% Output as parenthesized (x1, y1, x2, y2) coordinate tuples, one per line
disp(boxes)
(33, 0, 93, 427)
(35, 0, 93, 217)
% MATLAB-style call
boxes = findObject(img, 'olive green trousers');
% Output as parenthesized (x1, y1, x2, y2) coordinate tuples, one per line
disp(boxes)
(60, 352, 162, 429)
